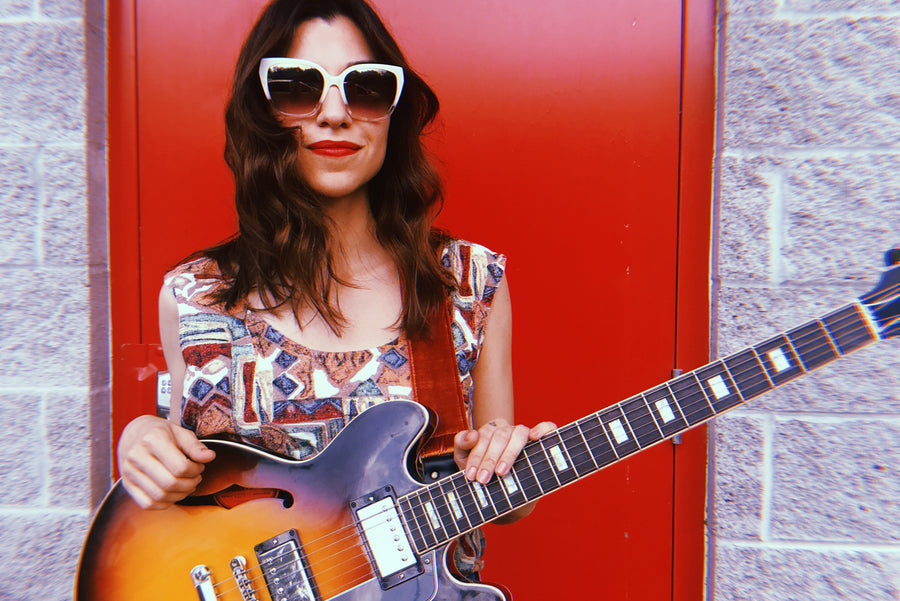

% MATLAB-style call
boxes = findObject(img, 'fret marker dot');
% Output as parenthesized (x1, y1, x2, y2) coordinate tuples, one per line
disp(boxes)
(608, 419, 629, 444)
(708, 375, 730, 399)
(768, 348, 790, 373)
(655, 398, 676, 423)
(549, 445, 569, 471)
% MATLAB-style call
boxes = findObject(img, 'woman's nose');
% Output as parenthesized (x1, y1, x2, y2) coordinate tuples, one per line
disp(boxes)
(316, 84, 352, 127)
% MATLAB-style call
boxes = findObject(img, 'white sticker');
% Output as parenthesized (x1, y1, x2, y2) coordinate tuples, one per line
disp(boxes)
(767, 348, 790, 372)
(608, 419, 629, 444)
(708, 375, 730, 399)
(655, 398, 676, 423)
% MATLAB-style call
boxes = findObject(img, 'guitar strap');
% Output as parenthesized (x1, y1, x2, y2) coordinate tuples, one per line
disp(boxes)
(407, 297, 468, 461)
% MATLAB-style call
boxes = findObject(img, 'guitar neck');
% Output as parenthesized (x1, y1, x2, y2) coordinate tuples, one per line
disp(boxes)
(398, 300, 880, 553)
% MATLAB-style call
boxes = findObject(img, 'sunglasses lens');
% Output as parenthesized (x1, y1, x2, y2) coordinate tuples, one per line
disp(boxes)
(266, 66, 325, 117)
(343, 68, 398, 120)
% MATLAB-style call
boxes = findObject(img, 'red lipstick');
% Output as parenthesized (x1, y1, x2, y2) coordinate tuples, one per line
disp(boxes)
(307, 140, 362, 157)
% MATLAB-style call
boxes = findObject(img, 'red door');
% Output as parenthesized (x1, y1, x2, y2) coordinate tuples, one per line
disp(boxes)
(108, 1, 714, 599)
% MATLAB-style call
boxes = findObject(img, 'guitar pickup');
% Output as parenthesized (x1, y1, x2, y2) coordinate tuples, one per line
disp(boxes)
(255, 530, 318, 601)
(351, 486, 423, 590)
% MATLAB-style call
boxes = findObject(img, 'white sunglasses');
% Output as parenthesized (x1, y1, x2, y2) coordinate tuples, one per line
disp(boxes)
(259, 57, 404, 121)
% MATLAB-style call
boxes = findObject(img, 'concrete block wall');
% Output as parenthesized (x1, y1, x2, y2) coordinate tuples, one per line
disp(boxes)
(0, 0, 108, 599)
(711, 1, 900, 599)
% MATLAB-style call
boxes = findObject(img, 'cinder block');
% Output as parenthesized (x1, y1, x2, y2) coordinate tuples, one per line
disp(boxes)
(40, 0, 83, 19)
(753, 344, 900, 413)
(783, 0, 900, 12)
(0, 146, 38, 265)
(714, 545, 900, 600)
(710, 414, 766, 539)
(723, 0, 780, 19)
(0, 394, 44, 505)
(0, 0, 31, 18)
(0, 22, 85, 144)
(718, 154, 780, 282)
(46, 391, 93, 508)
(782, 154, 900, 284)
(40, 145, 87, 266)
(0, 266, 90, 387)
(715, 284, 851, 355)
(771, 419, 900, 542)
(723, 17, 900, 149)
(0, 512, 89, 601)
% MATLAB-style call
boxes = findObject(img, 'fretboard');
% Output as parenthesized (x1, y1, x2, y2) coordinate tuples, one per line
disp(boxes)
(397, 301, 877, 553)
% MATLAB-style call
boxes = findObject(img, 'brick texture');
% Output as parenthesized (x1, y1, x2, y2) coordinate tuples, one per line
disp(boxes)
(0, 0, 107, 598)
(712, 1, 900, 599)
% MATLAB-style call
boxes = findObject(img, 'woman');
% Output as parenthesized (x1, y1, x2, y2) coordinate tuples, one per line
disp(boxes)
(117, 0, 553, 584)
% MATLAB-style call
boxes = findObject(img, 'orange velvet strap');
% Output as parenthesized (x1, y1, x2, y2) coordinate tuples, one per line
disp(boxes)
(408, 299, 467, 459)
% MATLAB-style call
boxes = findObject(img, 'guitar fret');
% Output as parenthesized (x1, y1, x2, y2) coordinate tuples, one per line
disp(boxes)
(449, 473, 484, 526)
(524, 441, 561, 492)
(599, 406, 640, 456)
(620, 396, 662, 447)
(726, 348, 773, 399)
(500, 464, 528, 507)
(426, 484, 458, 539)
(399, 497, 427, 553)
(419, 488, 451, 545)
(695, 361, 743, 413)
(564, 422, 598, 475)
(512, 451, 543, 499)
(578, 414, 620, 464)
(667, 376, 713, 426)
(823, 304, 873, 353)
(788, 322, 836, 370)
(644, 385, 688, 437)
(408, 492, 437, 548)
(440, 479, 470, 532)
(638, 394, 666, 439)
(486, 477, 512, 514)
(543, 431, 580, 484)
(470, 480, 498, 521)
(817, 318, 842, 356)
(755, 334, 804, 384)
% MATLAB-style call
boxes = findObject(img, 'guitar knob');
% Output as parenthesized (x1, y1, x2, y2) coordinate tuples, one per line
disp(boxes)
(884, 248, 900, 267)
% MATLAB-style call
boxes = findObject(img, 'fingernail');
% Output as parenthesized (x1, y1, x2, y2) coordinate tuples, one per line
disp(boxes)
(496, 461, 508, 475)
(478, 469, 491, 484)
(466, 467, 477, 480)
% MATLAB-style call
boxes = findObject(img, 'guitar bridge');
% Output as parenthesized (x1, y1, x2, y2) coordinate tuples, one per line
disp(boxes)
(255, 530, 318, 601)
(351, 486, 423, 590)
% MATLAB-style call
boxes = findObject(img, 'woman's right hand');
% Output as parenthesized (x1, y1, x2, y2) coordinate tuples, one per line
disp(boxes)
(117, 415, 217, 510)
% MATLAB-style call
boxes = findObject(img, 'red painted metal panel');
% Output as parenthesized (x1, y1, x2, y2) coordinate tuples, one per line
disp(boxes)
(673, 1, 718, 600)
(107, 0, 714, 598)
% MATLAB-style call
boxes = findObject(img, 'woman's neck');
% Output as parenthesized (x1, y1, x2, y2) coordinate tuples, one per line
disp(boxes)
(324, 189, 392, 282)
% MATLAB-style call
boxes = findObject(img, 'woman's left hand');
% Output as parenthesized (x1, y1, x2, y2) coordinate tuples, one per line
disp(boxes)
(453, 418, 557, 485)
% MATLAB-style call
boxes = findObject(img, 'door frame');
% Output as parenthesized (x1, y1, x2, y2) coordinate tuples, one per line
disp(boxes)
(106, 1, 716, 598)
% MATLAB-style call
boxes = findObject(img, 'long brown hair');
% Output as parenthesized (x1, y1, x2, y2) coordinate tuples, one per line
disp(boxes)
(199, 0, 455, 338)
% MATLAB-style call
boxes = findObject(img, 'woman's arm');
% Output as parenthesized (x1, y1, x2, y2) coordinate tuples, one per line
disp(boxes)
(454, 277, 555, 523)
(116, 284, 216, 509)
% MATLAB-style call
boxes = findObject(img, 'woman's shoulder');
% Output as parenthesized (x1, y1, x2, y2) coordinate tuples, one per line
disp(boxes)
(442, 238, 507, 303)
(163, 256, 222, 288)
(161, 256, 231, 311)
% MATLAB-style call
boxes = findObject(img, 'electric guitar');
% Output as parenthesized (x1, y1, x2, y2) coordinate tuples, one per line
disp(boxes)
(76, 252, 900, 601)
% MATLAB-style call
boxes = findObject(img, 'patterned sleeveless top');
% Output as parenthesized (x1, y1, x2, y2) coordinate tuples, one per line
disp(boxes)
(164, 239, 506, 460)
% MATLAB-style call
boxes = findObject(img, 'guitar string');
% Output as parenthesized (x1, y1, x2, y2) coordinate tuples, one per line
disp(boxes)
(203, 298, 889, 594)
(216, 304, 880, 592)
